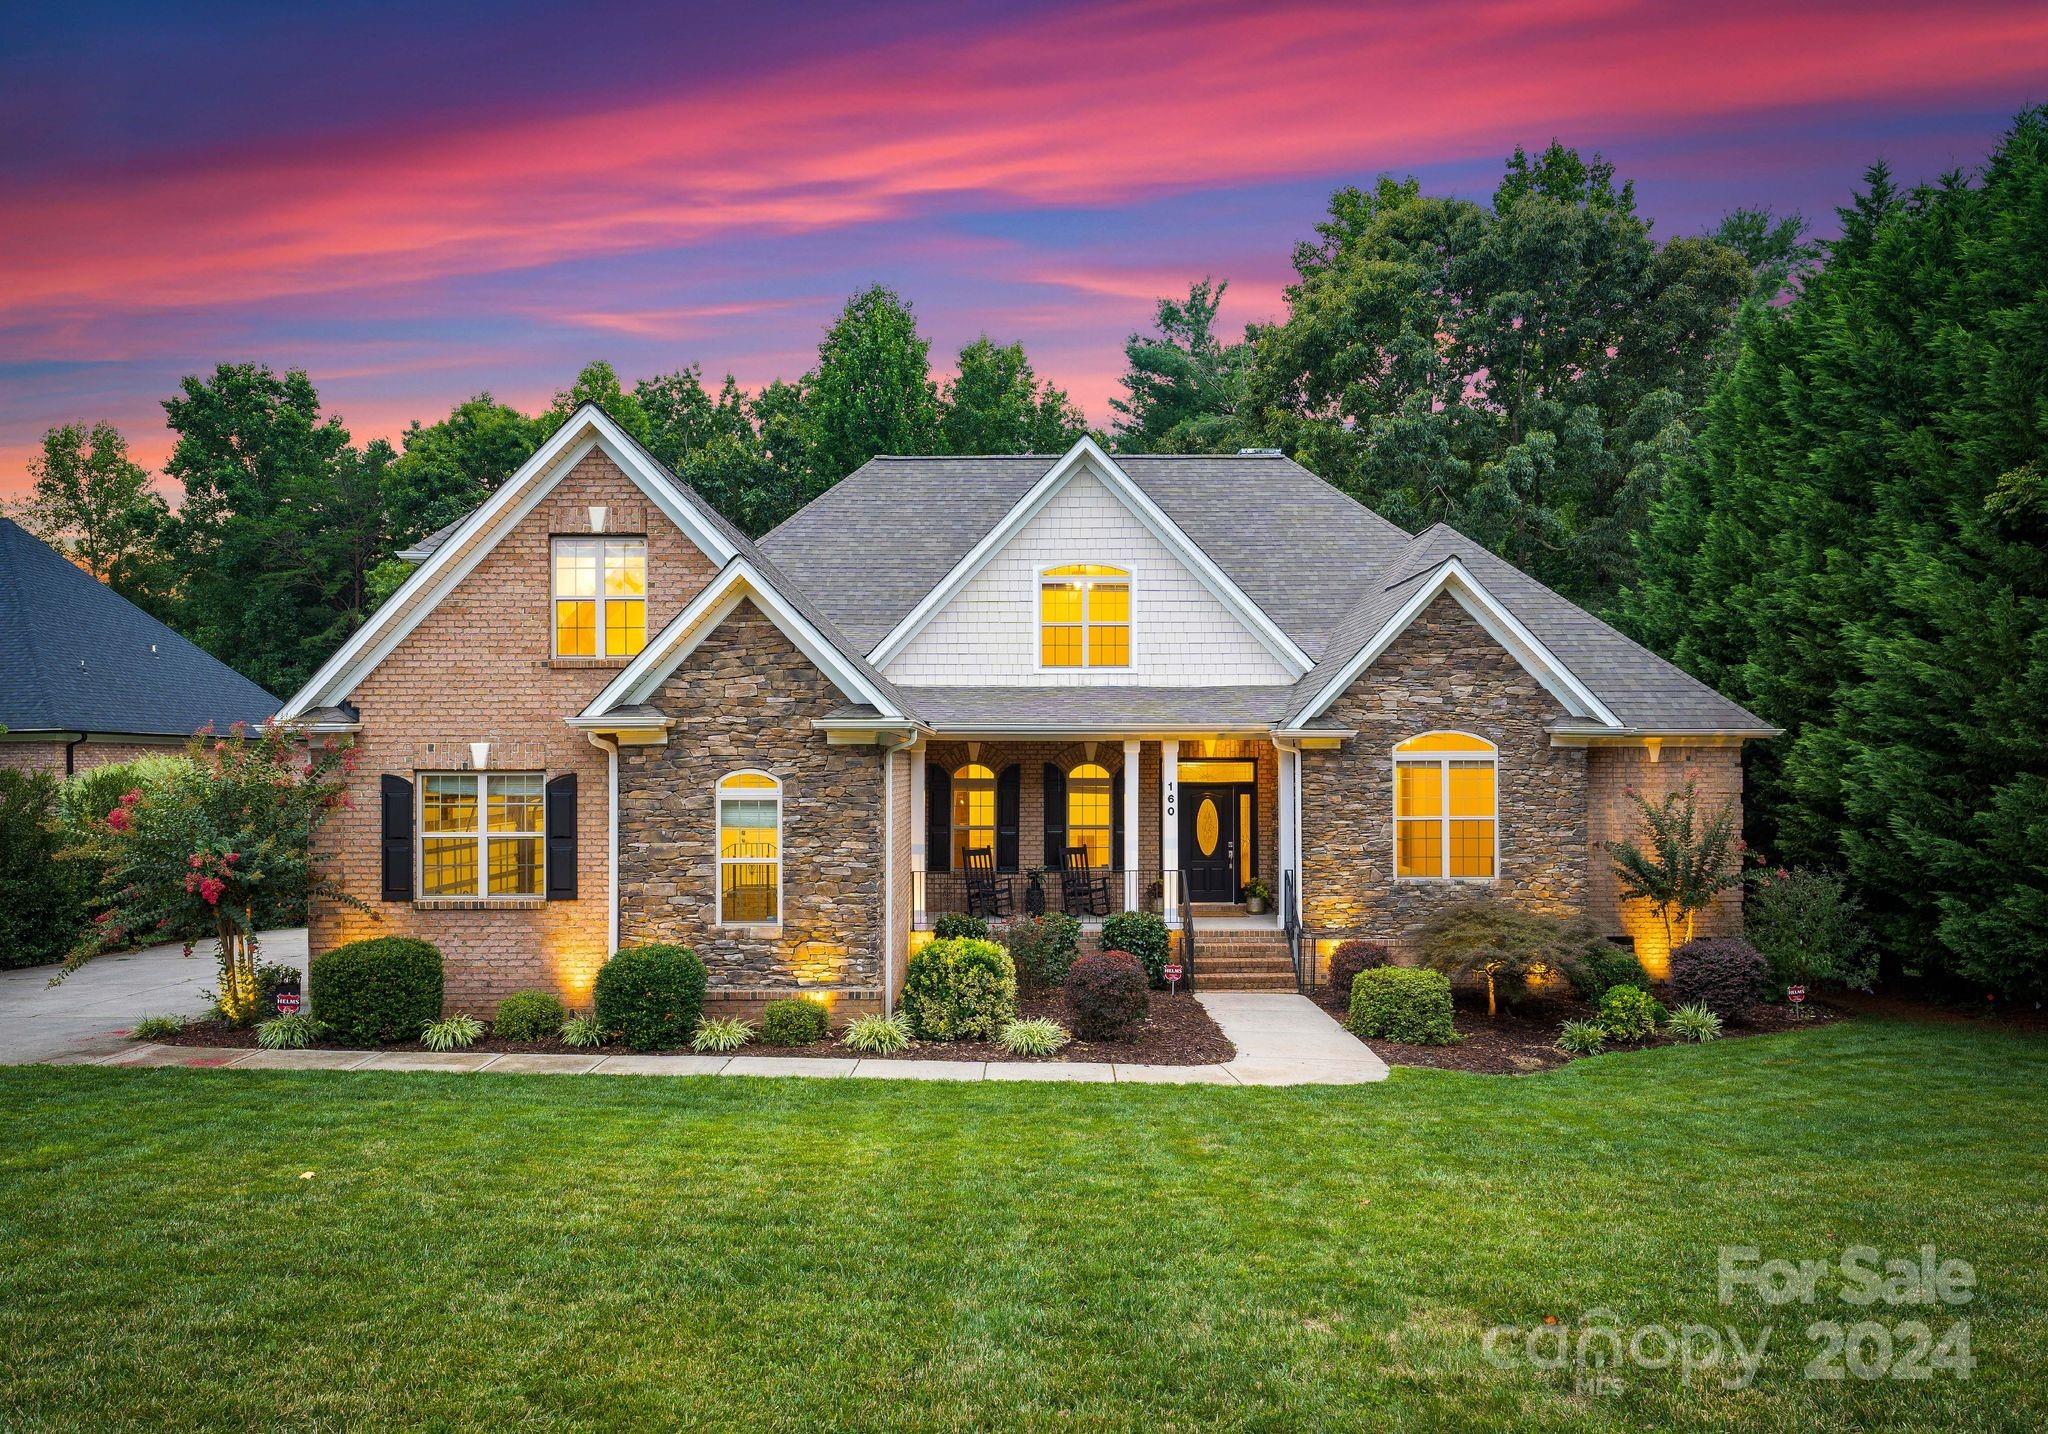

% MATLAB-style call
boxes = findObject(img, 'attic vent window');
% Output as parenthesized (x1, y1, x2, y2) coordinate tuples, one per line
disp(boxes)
(1040, 564, 1130, 668)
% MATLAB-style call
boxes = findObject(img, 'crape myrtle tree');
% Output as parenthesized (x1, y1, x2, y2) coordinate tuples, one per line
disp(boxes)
(61, 724, 358, 1023)
(1614, 107, 2048, 997)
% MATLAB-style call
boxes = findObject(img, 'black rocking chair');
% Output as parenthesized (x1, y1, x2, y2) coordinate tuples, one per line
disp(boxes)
(964, 846, 1014, 920)
(1060, 845, 1113, 918)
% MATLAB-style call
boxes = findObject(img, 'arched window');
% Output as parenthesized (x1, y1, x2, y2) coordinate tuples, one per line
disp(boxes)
(1067, 762, 1113, 866)
(717, 771, 781, 924)
(1394, 732, 1496, 880)
(1040, 564, 1130, 668)
(952, 763, 995, 869)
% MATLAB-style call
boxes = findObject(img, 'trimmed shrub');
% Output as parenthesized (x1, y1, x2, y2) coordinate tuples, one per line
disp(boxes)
(1064, 950, 1149, 1039)
(1100, 910, 1171, 988)
(902, 937, 1018, 1040)
(1568, 942, 1653, 1003)
(1414, 896, 1614, 1013)
(933, 913, 990, 942)
(1328, 940, 1387, 1000)
(309, 937, 444, 1046)
(593, 943, 708, 1052)
(494, 990, 567, 1041)
(1597, 984, 1665, 1043)
(761, 997, 829, 1045)
(0, 769, 86, 970)
(1004, 912, 1083, 990)
(1348, 967, 1456, 1045)
(1671, 937, 1769, 1021)
(1745, 868, 1876, 994)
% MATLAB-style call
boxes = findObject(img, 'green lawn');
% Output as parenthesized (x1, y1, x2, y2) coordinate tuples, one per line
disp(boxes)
(2, 1018, 2043, 1431)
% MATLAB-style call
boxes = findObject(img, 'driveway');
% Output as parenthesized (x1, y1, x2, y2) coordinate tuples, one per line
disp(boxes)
(0, 928, 307, 1064)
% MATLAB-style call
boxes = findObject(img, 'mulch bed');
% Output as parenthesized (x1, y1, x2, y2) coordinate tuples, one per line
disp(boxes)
(148, 989, 1235, 1066)
(1307, 979, 1844, 1074)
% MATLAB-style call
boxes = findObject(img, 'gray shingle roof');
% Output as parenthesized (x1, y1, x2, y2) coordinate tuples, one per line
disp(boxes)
(757, 452, 1410, 659)
(0, 518, 279, 737)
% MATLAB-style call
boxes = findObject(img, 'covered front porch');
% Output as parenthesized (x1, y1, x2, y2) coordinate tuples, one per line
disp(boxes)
(907, 733, 1302, 932)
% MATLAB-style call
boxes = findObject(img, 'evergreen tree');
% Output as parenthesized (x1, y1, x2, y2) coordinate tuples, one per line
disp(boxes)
(1616, 110, 2048, 996)
(940, 336, 1089, 454)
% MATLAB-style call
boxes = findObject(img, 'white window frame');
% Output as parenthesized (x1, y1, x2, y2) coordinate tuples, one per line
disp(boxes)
(716, 770, 783, 929)
(416, 771, 546, 900)
(1391, 732, 1499, 883)
(1066, 761, 1114, 869)
(1037, 563, 1133, 670)
(551, 535, 648, 659)
(951, 763, 997, 870)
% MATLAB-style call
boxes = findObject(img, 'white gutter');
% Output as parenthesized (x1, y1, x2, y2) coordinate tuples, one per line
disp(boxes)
(584, 732, 621, 959)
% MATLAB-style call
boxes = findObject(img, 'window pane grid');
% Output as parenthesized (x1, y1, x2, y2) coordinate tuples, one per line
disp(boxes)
(951, 764, 995, 868)
(718, 773, 781, 924)
(553, 537, 647, 657)
(419, 773, 543, 897)
(1395, 746, 1496, 882)
(1068, 764, 1112, 868)
(1040, 569, 1130, 668)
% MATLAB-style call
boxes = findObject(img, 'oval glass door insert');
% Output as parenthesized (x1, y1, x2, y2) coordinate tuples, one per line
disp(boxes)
(1195, 797, 1220, 856)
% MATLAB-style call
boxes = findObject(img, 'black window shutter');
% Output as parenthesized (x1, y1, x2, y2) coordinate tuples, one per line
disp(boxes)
(995, 764, 1021, 872)
(1042, 763, 1068, 867)
(380, 775, 413, 902)
(1111, 766, 1125, 872)
(546, 773, 578, 900)
(926, 764, 952, 872)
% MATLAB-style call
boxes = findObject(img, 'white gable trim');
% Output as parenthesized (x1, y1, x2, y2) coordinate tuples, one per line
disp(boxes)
(579, 559, 902, 721)
(1284, 558, 1623, 731)
(278, 405, 737, 720)
(864, 436, 1312, 677)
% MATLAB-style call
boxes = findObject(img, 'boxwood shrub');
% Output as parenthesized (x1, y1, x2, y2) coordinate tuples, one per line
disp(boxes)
(902, 936, 1017, 1040)
(308, 937, 444, 1045)
(1099, 910, 1171, 989)
(761, 997, 829, 1045)
(593, 943, 708, 1051)
(1568, 941, 1654, 1002)
(1064, 950, 1149, 1040)
(1347, 967, 1455, 1045)
(494, 989, 567, 1041)
(1671, 937, 1770, 1021)
(932, 913, 990, 941)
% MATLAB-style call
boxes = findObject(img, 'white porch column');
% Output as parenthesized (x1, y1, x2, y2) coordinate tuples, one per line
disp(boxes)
(1160, 737, 1180, 924)
(909, 741, 928, 928)
(1276, 742, 1299, 910)
(1121, 739, 1141, 911)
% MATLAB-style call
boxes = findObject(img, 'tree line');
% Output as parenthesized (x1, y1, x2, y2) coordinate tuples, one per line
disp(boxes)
(12, 118, 2044, 995)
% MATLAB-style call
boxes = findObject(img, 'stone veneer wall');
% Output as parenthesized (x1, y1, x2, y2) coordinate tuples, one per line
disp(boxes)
(616, 600, 886, 1018)
(1299, 594, 1587, 976)
(311, 450, 718, 1012)
(1585, 742, 1745, 978)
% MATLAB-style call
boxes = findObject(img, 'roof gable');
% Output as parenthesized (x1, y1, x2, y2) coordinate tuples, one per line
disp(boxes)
(278, 404, 739, 720)
(862, 437, 1312, 677)
(0, 519, 277, 736)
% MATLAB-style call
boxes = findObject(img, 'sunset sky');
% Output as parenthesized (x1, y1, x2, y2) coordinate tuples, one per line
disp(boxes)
(4, 0, 2045, 494)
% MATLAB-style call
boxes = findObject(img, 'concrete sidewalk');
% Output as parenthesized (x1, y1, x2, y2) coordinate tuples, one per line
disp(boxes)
(82, 991, 1388, 1086)
(0, 929, 308, 1065)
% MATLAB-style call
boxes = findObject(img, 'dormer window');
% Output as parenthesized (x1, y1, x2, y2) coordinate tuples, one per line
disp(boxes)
(1040, 564, 1130, 668)
(553, 537, 646, 658)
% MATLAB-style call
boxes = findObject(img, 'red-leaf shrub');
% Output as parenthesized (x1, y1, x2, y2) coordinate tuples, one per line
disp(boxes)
(1064, 950, 1149, 1040)
(1671, 937, 1769, 1021)
(1329, 939, 1388, 999)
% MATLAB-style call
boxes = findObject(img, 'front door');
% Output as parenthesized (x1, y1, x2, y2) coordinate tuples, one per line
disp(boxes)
(1181, 783, 1241, 902)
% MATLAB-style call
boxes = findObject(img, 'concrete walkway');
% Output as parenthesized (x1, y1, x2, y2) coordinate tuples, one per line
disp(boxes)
(79, 991, 1387, 1086)
(0, 929, 308, 1065)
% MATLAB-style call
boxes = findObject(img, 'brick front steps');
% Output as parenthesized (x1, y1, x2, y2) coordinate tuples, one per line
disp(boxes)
(1193, 928, 1299, 991)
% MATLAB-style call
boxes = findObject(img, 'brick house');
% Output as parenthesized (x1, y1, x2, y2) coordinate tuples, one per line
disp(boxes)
(0, 517, 278, 775)
(278, 405, 1773, 1016)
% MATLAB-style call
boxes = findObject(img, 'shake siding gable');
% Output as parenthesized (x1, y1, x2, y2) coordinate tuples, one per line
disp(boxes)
(883, 472, 1295, 687)
(311, 450, 720, 1012)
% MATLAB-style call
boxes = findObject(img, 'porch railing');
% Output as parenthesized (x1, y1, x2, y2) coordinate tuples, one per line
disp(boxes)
(1283, 867, 1304, 993)
(1175, 867, 1196, 993)
(917, 869, 1134, 923)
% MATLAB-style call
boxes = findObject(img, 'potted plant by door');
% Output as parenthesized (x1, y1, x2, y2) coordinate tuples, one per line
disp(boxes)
(1243, 878, 1272, 915)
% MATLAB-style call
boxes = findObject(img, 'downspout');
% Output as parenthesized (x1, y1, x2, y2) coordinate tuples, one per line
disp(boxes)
(585, 733, 621, 957)
(879, 738, 899, 1017)
(62, 733, 86, 775)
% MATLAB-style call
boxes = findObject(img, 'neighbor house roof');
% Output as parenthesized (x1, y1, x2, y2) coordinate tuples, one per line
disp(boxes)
(0, 518, 278, 738)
